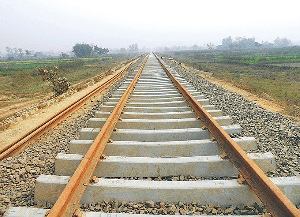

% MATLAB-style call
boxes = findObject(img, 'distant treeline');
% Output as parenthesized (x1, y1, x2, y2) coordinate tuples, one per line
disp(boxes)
(217, 36, 292, 50)
(158, 36, 295, 52)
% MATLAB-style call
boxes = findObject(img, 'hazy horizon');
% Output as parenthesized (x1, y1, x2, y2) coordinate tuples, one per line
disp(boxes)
(1, 0, 300, 53)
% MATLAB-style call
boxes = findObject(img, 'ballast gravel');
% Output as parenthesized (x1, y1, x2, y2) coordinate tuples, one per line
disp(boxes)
(80, 200, 269, 215)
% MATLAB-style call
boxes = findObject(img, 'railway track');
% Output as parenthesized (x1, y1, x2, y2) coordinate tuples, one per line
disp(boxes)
(4, 53, 300, 217)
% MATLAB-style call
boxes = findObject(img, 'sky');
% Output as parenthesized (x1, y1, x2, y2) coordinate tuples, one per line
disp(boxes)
(0, 0, 300, 53)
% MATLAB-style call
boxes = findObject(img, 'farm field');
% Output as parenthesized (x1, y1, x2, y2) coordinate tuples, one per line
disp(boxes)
(164, 47, 300, 119)
(0, 54, 137, 120)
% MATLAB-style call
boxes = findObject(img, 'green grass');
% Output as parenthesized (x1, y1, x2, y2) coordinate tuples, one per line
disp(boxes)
(163, 48, 300, 118)
(219, 53, 300, 64)
(0, 57, 114, 75)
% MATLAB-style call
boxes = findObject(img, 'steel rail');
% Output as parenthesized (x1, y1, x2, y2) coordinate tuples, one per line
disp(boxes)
(154, 53, 300, 217)
(0, 58, 139, 161)
(47, 55, 149, 217)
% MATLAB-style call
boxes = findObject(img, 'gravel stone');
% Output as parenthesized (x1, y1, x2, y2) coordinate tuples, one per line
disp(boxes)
(80, 200, 267, 215)
(145, 200, 155, 208)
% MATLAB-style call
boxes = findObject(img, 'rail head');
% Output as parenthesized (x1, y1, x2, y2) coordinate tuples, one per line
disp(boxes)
(154, 53, 300, 217)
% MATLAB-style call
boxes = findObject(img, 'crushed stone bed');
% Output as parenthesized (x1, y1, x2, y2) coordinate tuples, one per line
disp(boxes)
(80, 200, 268, 215)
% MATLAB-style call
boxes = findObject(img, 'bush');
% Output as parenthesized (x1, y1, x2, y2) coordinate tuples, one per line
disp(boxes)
(36, 66, 70, 96)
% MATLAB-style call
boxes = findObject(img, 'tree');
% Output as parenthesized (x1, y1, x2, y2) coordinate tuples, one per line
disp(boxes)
(34, 52, 45, 58)
(274, 37, 292, 47)
(6, 47, 13, 56)
(206, 42, 215, 51)
(6, 47, 24, 60)
(17, 48, 24, 58)
(60, 52, 69, 59)
(192, 44, 200, 50)
(13, 48, 19, 57)
(25, 50, 31, 56)
(102, 48, 109, 55)
(261, 41, 273, 48)
(119, 48, 126, 53)
(72, 43, 109, 57)
(72, 43, 93, 57)
(219, 36, 260, 50)
(222, 36, 234, 49)
(128, 43, 138, 52)
(93, 45, 102, 56)
(234, 37, 256, 49)
(93, 46, 109, 56)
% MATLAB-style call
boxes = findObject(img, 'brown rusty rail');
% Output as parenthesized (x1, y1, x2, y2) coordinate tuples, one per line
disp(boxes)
(155, 53, 300, 217)
(47, 55, 149, 217)
(0, 57, 140, 161)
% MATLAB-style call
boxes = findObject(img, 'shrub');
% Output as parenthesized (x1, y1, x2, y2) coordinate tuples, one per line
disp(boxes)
(36, 66, 70, 96)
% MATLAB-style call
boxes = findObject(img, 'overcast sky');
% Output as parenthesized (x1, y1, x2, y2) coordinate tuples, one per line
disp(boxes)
(1, 0, 299, 53)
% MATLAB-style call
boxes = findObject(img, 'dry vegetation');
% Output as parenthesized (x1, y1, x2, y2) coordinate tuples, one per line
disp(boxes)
(164, 48, 300, 119)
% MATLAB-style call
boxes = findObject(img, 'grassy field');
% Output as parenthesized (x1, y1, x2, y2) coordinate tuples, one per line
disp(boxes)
(0, 54, 138, 108)
(219, 47, 300, 65)
(164, 47, 300, 118)
(0, 57, 116, 75)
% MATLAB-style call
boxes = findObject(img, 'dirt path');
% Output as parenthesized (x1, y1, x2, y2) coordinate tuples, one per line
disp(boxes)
(0, 63, 130, 149)
(198, 73, 284, 113)
(180, 63, 300, 123)
(0, 98, 42, 121)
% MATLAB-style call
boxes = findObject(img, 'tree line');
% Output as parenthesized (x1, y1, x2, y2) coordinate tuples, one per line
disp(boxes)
(158, 37, 294, 52)
(5, 47, 38, 60)
(218, 36, 292, 50)
(72, 43, 109, 58)
(1, 43, 110, 61)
